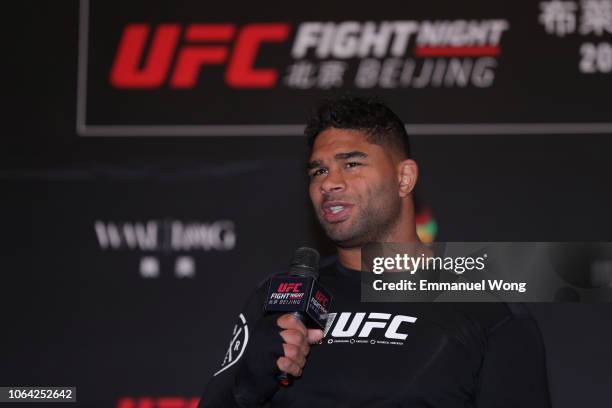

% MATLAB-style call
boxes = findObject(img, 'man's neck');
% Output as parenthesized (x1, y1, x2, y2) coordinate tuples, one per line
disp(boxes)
(337, 246, 362, 271)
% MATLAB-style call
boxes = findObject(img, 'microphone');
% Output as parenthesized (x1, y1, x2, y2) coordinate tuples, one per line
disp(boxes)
(264, 247, 332, 386)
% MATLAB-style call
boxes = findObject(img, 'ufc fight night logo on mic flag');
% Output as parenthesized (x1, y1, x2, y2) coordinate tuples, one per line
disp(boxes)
(265, 276, 332, 329)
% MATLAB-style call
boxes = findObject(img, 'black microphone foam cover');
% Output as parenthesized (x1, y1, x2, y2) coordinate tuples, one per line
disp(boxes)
(289, 247, 320, 279)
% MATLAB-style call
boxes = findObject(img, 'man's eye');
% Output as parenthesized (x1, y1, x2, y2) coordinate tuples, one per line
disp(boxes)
(346, 162, 362, 168)
(311, 168, 327, 177)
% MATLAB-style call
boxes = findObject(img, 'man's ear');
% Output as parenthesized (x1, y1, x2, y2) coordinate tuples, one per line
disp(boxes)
(397, 159, 418, 197)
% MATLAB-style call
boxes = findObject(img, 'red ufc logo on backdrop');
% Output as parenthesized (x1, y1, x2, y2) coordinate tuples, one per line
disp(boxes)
(277, 282, 303, 293)
(117, 397, 199, 408)
(110, 23, 290, 89)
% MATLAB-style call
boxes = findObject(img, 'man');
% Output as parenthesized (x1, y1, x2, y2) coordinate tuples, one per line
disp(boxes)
(199, 96, 551, 407)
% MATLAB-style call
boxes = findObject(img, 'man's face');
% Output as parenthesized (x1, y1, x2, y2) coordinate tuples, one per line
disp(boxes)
(308, 128, 402, 248)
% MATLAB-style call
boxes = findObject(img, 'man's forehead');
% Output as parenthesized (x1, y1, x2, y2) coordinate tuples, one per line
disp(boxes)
(310, 128, 372, 158)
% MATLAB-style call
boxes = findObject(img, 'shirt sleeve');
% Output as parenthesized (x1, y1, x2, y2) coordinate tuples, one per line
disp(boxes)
(197, 282, 269, 408)
(475, 304, 552, 408)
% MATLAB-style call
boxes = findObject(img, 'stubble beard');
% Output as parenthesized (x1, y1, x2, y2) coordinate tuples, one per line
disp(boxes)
(319, 183, 402, 249)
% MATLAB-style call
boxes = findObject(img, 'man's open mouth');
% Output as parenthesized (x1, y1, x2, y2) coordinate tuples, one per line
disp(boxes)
(322, 201, 353, 223)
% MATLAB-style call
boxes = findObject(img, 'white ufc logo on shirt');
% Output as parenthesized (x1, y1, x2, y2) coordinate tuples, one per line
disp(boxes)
(323, 312, 417, 340)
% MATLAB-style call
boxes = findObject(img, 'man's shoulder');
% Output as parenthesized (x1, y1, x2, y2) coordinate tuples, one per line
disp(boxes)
(435, 302, 536, 337)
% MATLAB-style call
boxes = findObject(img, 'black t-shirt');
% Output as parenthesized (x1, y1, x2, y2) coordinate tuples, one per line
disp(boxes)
(199, 257, 551, 407)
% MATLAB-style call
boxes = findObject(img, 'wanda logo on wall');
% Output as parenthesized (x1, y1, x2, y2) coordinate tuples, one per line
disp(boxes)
(77, 0, 612, 137)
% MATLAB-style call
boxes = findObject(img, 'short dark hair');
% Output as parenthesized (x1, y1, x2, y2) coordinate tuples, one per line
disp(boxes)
(305, 95, 410, 158)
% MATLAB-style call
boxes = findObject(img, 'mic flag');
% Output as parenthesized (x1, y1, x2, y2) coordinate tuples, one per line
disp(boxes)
(265, 276, 332, 328)
(264, 247, 332, 329)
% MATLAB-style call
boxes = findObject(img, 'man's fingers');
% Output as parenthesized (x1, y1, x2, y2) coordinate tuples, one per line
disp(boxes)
(277, 314, 308, 337)
(276, 320, 323, 379)
(277, 356, 302, 377)
(282, 343, 306, 367)
(307, 328, 324, 344)
(280, 328, 305, 346)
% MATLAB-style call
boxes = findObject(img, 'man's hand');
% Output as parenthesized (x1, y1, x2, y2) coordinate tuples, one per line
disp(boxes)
(231, 313, 324, 406)
(276, 314, 324, 377)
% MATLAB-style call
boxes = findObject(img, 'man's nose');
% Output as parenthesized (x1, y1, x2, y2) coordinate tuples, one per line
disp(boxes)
(321, 170, 346, 194)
